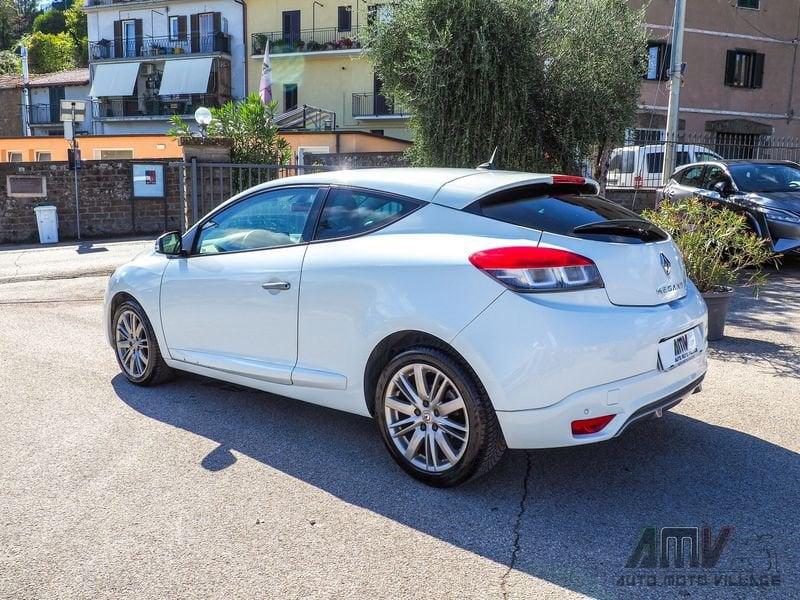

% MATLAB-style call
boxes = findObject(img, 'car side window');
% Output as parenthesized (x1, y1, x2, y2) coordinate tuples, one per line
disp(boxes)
(195, 187, 320, 254)
(678, 166, 705, 188)
(314, 188, 419, 241)
(704, 166, 728, 191)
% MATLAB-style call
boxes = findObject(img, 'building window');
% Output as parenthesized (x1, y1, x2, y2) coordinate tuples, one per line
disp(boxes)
(35, 151, 52, 162)
(725, 50, 765, 89)
(7, 151, 22, 162)
(737, 0, 759, 9)
(169, 16, 180, 40)
(93, 148, 134, 160)
(284, 83, 298, 111)
(625, 128, 665, 144)
(644, 41, 670, 81)
(338, 6, 352, 32)
(370, 129, 385, 136)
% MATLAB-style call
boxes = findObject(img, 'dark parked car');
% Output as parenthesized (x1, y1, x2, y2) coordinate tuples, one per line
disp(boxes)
(658, 160, 800, 253)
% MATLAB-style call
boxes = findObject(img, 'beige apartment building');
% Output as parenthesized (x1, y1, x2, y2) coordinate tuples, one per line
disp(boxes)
(632, 0, 800, 143)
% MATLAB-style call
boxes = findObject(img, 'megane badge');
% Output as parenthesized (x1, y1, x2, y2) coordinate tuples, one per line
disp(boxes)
(660, 253, 672, 276)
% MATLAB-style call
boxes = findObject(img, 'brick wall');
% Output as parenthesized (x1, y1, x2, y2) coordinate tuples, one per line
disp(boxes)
(0, 160, 182, 244)
(0, 89, 22, 137)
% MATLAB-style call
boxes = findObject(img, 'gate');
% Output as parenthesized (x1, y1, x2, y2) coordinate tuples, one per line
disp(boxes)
(169, 161, 333, 229)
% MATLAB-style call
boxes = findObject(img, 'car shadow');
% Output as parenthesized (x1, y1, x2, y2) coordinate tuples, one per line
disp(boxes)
(112, 374, 798, 598)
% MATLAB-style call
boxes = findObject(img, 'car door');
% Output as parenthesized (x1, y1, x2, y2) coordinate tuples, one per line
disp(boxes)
(668, 164, 706, 202)
(698, 164, 729, 203)
(160, 185, 324, 384)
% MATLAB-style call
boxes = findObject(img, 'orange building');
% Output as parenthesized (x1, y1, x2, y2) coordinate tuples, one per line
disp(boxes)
(0, 130, 409, 164)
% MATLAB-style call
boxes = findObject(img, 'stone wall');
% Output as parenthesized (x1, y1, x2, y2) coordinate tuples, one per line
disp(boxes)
(0, 160, 181, 244)
(303, 152, 409, 169)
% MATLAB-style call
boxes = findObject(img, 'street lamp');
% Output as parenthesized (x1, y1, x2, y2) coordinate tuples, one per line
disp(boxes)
(194, 106, 212, 137)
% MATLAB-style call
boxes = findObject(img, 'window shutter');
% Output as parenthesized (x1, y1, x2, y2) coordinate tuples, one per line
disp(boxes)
(752, 52, 765, 88)
(190, 14, 199, 52)
(113, 20, 122, 58)
(134, 19, 143, 57)
(724, 50, 737, 86)
(338, 6, 351, 32)
(662, 43, 672, 80)
(177, 16, 187, 41)
(212, 12, 222, 32)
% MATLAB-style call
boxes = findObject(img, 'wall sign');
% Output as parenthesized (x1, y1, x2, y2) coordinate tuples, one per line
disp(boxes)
(132, 163, 165, 198)
(6, 175, 47, 197)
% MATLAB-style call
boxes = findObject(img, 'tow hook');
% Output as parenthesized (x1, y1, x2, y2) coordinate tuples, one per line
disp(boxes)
(692, 384, 703, 394)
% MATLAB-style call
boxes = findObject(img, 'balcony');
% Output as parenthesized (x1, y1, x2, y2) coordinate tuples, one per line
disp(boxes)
(86, 0, 163, 7)
(352, 93, 408, 118)
(90, 33, 230, 62)
(251, 27, 362, 56)
(93, 94, 219, 119)
(23, 103, 60, 125)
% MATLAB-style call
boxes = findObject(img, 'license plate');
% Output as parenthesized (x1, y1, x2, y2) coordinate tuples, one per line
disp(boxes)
(658, 327, 700, 371)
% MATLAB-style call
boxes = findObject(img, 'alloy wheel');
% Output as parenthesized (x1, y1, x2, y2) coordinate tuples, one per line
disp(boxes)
(115, 309, 149, 379)
(384, 363, 470, 472)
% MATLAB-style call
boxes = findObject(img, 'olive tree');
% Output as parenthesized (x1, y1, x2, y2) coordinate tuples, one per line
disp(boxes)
(366, 0, 646, 174)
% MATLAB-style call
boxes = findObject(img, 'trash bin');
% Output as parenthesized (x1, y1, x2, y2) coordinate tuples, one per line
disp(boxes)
(33, 205, 59, 244)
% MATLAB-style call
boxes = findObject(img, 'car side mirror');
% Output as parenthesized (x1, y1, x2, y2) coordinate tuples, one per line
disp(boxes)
(156, 230, 183, 256)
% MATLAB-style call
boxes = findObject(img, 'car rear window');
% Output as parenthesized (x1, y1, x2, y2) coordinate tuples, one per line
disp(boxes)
(466, 185, 666, 244)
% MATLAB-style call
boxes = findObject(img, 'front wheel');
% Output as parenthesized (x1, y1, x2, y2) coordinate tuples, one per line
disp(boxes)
(375, 347, 506, 487)
(112, 299, 173, 386)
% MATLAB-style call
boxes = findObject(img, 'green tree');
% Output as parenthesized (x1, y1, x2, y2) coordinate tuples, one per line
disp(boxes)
(24, 31, 76, 73)
(366, 0, 646, 174)
(32, 9, 65, 35)
(0, 0, 18, 49)
(64, 0, 87, 65)
(168, 94, 292, 164)
(0, 47, 19, 73)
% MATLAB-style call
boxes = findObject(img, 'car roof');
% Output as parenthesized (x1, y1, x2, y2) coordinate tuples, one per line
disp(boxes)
(250, 167, 600, 209)
(671, 159, 800, 174)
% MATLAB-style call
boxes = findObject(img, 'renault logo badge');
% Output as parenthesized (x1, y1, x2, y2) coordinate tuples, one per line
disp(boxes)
(660, 253, 672, 276)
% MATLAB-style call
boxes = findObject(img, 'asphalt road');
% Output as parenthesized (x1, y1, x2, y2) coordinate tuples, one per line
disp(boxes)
(0, 260, 798, 599)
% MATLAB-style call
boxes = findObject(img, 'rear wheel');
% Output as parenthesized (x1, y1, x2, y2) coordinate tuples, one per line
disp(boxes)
(113, 299, 173, 386)
(375, 347, 506, 487)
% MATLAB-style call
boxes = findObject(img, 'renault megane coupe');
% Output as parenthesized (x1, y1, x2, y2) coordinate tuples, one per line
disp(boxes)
(105, 168, 708, 486)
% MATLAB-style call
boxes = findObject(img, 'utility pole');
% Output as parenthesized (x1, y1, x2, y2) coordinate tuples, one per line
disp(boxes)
(20, 45, 31, 137)
(661, 0, 687, 186)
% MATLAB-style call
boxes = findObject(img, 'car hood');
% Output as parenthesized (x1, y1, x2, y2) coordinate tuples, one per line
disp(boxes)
(747, 191, 800, 213)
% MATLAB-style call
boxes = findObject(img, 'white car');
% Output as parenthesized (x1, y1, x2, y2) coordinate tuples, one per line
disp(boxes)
(105, 168, 708, 486)
(606, 144, 722, 189)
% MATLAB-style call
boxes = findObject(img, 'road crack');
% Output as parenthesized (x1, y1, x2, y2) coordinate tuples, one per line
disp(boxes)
(501, 451, 532, 600)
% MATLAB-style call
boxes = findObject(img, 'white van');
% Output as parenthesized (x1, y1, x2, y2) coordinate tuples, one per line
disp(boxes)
(606, 144, 722, 189)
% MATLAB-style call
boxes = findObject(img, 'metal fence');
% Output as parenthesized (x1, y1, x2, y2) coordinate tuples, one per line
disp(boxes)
(89, 33, 230, 61)
(606, 130, 800, 189)
(171, 161, 334, 228)
(251, 27, 363, 55)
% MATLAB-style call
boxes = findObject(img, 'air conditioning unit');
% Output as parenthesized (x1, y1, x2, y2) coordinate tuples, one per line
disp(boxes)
(141, 63, 156, 76)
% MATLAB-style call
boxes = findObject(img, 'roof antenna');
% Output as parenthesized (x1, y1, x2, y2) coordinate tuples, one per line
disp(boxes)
(477, 147, 498, 170)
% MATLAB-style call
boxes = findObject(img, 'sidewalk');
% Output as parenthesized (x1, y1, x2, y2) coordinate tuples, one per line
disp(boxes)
(0, 237, 155, 285)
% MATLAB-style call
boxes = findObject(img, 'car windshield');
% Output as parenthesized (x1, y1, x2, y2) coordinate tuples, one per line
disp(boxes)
(728, 163, 800, 193)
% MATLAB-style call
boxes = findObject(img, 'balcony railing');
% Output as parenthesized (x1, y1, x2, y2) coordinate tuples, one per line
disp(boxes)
(251, 27, 362, 56)
(93, 94, 220, 119)
(23, 103, 60, 125)
(90, 33, 230, 62)
(86, 0, 162, 7)
(352, 93, 407, 118)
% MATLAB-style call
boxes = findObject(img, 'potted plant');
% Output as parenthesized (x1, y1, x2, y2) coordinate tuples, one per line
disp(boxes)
(643, 196, 776, 340)
(252, 33, 268, 55)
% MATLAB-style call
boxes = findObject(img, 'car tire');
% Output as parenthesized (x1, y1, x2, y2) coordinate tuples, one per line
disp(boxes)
(375, 347, 506, 487)
(112, 299, 174, 386)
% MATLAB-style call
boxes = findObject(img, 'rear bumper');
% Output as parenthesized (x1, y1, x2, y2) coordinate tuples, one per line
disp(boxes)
(495, 352, 707, 449)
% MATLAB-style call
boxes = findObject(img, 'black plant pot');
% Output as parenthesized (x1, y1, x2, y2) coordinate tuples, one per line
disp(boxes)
(702, 288, 734, 341)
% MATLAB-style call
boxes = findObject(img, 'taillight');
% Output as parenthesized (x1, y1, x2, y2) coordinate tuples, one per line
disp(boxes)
(571, 414, 615, 436)
(468, 246, 604, 293)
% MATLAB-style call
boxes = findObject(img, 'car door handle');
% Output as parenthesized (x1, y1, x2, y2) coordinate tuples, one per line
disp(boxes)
(261, 281, 291, 291)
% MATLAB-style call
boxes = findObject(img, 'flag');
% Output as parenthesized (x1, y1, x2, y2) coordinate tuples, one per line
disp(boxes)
(259, 40, 272, 104)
